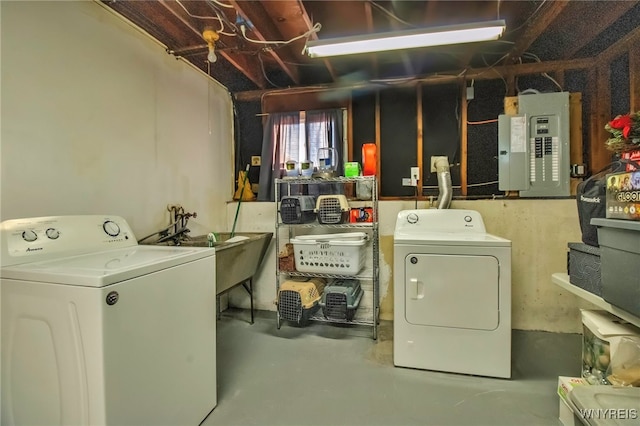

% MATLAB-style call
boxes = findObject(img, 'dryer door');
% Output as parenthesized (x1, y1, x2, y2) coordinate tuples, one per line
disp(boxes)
(404, 253, 499, 330)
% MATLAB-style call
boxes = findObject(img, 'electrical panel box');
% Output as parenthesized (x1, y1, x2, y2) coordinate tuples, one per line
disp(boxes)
(498, 92, 571, 197)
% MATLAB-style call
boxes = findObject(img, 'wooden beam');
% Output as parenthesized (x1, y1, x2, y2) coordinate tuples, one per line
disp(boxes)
(587, 68, 599, 171)
(295, 0, 337, 81)
(416, 84, 423, 198)
(157, 0, 266, 88)
(234, 57, 595, 100)
(562, 1, 637, 59)
(569, 93, 583, 195)
(375, 90, 381, 196)
(504, 1, 570, 63)
(592, 64, 612, 172)
(468, 57, 594, 80)
(364, 1, 379, 79)
(631, 44, 640, 111)
(597, 26, 640, 67)
(229, 0, 300, 84)
(459, 79, 468, 196)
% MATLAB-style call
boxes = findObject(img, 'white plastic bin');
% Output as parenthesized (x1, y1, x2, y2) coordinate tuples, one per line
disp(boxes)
(291, 232, 367, 274)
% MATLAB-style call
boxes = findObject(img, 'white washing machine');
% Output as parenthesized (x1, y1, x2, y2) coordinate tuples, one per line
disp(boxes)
(393, 209, 511, 378)
(1, 215, 217, 426)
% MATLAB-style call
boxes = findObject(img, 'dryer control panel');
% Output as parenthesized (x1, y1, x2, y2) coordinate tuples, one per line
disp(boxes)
(395, 209, 486, 237)
(0, 215, 137, 267)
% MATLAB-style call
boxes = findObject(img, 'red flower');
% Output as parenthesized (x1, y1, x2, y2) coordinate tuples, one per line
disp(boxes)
(623, 126, 632, 138)
(609, 114, 633, 130)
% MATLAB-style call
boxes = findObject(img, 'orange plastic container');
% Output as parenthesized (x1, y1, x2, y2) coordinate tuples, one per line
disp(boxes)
(362, 143, 377, 176)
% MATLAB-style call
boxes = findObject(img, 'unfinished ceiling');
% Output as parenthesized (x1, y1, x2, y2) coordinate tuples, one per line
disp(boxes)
(103, 1, 640, 94)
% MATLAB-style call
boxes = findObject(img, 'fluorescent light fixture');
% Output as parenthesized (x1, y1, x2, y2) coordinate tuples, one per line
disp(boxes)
(305, 20, 506, 58)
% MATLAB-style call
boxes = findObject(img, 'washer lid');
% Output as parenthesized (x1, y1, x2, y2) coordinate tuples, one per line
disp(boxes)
(0, 245, 215, 287)
(394, 232, 511, 247)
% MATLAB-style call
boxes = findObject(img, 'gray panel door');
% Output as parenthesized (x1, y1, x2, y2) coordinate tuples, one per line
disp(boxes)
(404, 253, 499, 330)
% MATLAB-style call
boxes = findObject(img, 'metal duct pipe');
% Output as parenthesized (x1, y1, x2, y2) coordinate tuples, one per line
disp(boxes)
(435, 157, 452, 209)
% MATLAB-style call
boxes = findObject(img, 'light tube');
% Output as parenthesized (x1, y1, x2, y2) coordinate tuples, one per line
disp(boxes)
(305, 20, 506, 58)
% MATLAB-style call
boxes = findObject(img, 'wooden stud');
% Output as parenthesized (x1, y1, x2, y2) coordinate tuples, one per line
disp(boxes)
(460, 78, 468, 196)
(569, 93, 583, 195)
(417, 84, 423, 199)
(630, 44, 640, 111)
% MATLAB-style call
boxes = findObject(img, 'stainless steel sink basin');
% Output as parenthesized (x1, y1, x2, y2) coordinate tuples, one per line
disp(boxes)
(154, 232, 273, 295)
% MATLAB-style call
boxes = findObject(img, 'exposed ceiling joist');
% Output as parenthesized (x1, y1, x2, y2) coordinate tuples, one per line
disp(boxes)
(504, 0, 571, 63)
(363, 1, 379, 79)
(563, 1, 639, 59)
(296, 0, 337, 81)
(102, 1, 640, 95)
(229, 0, 300, 84)
(157, 0, 266, 88)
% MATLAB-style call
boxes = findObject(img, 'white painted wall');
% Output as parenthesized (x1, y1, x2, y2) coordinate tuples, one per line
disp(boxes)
(227, 199, 599, 333)
(1, 1, 233, 237)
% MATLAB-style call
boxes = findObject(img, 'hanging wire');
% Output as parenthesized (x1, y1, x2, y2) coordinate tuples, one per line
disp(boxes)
(367, 1, 415, 28)
(467, 118, 499, 125)
(210, 0, 234, 9)
(521, 51, 564, 91)
(505, 0, 548, 35)
(175, 0, 236, 36)
(205, 0, 239, 35)
(239, 22, 322, 46)
(257, 51, 285, 88)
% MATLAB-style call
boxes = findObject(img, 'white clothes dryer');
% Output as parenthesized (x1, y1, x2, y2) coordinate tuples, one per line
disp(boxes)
(1, 215, 217, 426)
(393, 209, 512, 378)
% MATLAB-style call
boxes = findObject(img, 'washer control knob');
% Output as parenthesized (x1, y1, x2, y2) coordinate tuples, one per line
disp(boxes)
(103, 220, 120, 237)
(407, 213, 419, 224)
(22, 230, 38, 242)
(464, 215, 472, 223)
(46, 228, 60, 239)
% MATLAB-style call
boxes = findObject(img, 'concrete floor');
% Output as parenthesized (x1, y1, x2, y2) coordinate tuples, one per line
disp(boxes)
(202, 310, 581, 426)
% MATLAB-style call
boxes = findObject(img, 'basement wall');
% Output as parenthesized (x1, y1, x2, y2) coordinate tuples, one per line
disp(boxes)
(1, 1, 233, 236)
(227, 199, 599, 333)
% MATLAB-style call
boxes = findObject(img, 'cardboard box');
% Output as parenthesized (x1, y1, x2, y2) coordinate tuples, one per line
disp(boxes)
(557, 376, 589, 403)
(605, 171, 640, 220)
(557, 376, 588, 426)
(559, 397, 581, 426)
(581, 310, 640, 384)
(621, 149, 640, 171)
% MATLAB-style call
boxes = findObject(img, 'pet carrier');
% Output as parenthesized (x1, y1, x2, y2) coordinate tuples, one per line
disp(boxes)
(319, 279, 363, 321)
(290, 232, 368, 275)
(280, 196, 316, 224)
(277, 278, 326, 325)
(315, 195, 350, 224)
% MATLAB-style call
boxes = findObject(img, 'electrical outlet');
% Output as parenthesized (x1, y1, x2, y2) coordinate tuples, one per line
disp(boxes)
(402, 178, 412, 186)
(410, 167, 419, 186)
(251, 156, 261, 166)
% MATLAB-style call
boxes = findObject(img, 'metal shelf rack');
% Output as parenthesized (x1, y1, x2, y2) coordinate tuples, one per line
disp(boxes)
(274, 176, 380, 339)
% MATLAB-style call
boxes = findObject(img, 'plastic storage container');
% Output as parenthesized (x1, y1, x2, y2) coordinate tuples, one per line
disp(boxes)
(581, 309, 640, 385)
(315, 195, 350, 224)
(568, 242, 602, 297)
(319, 279, 363, 321)
(362, 143, 377, 176)
(277, 278, 326, 325)
(349, 207, 373, 223)
(280, 196, 316, 224)
(591, 218, 640, 316)
(291, 232, 368, 275)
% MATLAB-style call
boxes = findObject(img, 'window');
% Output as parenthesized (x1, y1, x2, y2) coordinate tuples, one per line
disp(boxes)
(257, 109, 344, 201)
